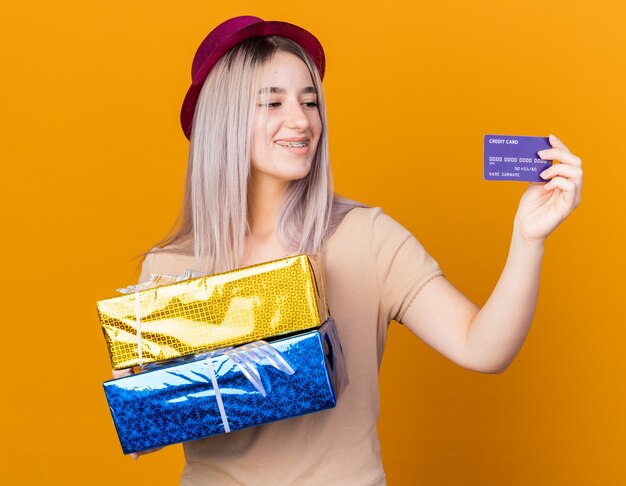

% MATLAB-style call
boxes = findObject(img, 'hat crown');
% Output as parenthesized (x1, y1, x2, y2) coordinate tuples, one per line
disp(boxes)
(181, 16, 325, 140)
(191, 16, 263, 79)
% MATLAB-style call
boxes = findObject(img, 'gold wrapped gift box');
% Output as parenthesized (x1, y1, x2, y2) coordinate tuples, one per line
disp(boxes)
(97, 255, 328, 370)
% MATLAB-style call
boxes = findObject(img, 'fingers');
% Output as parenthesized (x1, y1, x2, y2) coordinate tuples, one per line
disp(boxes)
(543, 176, 575, 193)
(542, 176, 580, 207)
(548, 133, 569, 150)
(112, 368, 134, 379)
(540, 163, 583, 181)
(130, 447, 164, 460)
(537, 134, 582, 168)
(537, 148, 582, 167)
(538, 135, 583, 207)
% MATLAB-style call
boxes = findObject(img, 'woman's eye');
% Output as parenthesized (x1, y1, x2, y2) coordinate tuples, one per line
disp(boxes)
(257, 101, 281, 108)
(302, 101, 318, 108)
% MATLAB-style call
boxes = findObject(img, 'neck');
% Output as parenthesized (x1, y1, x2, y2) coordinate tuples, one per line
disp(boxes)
(247, 173, 289, 238)
(242, 173, 291, 266)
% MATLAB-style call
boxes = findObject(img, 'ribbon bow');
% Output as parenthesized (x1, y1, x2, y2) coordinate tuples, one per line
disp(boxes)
(204, 340, 295, 433)
(118, 269, 206, 368)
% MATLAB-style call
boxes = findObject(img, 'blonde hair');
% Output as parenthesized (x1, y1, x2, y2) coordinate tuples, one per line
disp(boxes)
(153, 36, 364, 273)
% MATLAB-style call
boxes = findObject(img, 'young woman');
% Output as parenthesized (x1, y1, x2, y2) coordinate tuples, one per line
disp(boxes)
(119, 16, 583, 485)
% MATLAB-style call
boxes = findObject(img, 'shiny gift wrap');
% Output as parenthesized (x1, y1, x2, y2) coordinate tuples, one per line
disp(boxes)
(103, 319, 347, 455)
(97, 255, 328, 369)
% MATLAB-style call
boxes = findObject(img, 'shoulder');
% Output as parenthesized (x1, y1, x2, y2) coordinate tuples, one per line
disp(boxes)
(331, 206, 404, 239)
(333, 205, 384, 229)
(326, 206, 412, 257)
(139, 245, 195, 281)
(329, 205, 435, 266)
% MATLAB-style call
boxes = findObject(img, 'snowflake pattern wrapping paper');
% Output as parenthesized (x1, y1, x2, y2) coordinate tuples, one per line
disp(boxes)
(103, 319, 347, 455)
(97, 254, 328, 369)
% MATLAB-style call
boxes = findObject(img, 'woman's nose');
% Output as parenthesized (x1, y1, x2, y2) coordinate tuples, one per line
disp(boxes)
(285, 101, 310, 130)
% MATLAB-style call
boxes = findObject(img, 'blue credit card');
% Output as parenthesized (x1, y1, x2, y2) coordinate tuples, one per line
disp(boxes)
(484, 135, 553, 182)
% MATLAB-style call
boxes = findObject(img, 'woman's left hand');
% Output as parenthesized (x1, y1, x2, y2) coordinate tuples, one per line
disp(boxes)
(514, 134, 583, 244)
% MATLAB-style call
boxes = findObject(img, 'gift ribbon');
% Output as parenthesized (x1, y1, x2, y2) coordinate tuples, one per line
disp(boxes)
(205, 357, 230, 433)
(206, 341, 295, 433)
(117, 269, 206, 294)
(134, 290, 143, 369)
(121, 270, 206, 369)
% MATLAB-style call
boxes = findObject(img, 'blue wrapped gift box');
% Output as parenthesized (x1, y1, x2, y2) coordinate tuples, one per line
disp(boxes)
(103, 319, 347, 454)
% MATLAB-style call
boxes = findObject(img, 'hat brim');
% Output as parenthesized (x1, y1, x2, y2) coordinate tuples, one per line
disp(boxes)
(180, 20, 325, 140)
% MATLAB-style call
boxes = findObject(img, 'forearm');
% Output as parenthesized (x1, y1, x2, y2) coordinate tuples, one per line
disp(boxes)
(404, 135, 580, 373)
(465, 219, 545, 372)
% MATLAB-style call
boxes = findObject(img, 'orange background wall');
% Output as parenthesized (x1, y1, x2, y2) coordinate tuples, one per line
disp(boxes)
(1, 1, 624, 484)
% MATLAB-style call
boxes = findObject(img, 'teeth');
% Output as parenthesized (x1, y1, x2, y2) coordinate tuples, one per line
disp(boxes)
(276, 141, 309, 148)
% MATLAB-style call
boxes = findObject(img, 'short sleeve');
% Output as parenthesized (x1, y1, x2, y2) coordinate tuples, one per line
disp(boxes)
(368, 207, 444, 324)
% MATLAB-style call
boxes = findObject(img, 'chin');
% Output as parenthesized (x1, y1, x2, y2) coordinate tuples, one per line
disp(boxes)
(282, 168, 312, 183)
(251, 156, 315, 184)
(264, 165, 313, 182)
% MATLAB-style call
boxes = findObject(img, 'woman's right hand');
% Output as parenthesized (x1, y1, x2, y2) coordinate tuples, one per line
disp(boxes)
(130, 447, 164, 460)
(112, 368, 134, 379)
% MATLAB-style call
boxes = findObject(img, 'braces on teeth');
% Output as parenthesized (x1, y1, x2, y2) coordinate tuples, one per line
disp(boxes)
(277, 141, 309, 147)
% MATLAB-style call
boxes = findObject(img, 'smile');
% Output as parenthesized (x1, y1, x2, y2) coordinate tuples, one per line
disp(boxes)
(275, 140, 310, 148)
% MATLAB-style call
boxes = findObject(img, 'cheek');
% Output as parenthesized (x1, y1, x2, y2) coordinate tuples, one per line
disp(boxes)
(252, 133, 268, 163)
(312, 114, 323, 140)
(308, 117, 323, 164)
(254, 116, 282, 145)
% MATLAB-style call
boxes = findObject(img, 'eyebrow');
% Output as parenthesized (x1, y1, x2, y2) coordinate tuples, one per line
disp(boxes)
(258, 86, 317, 95)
